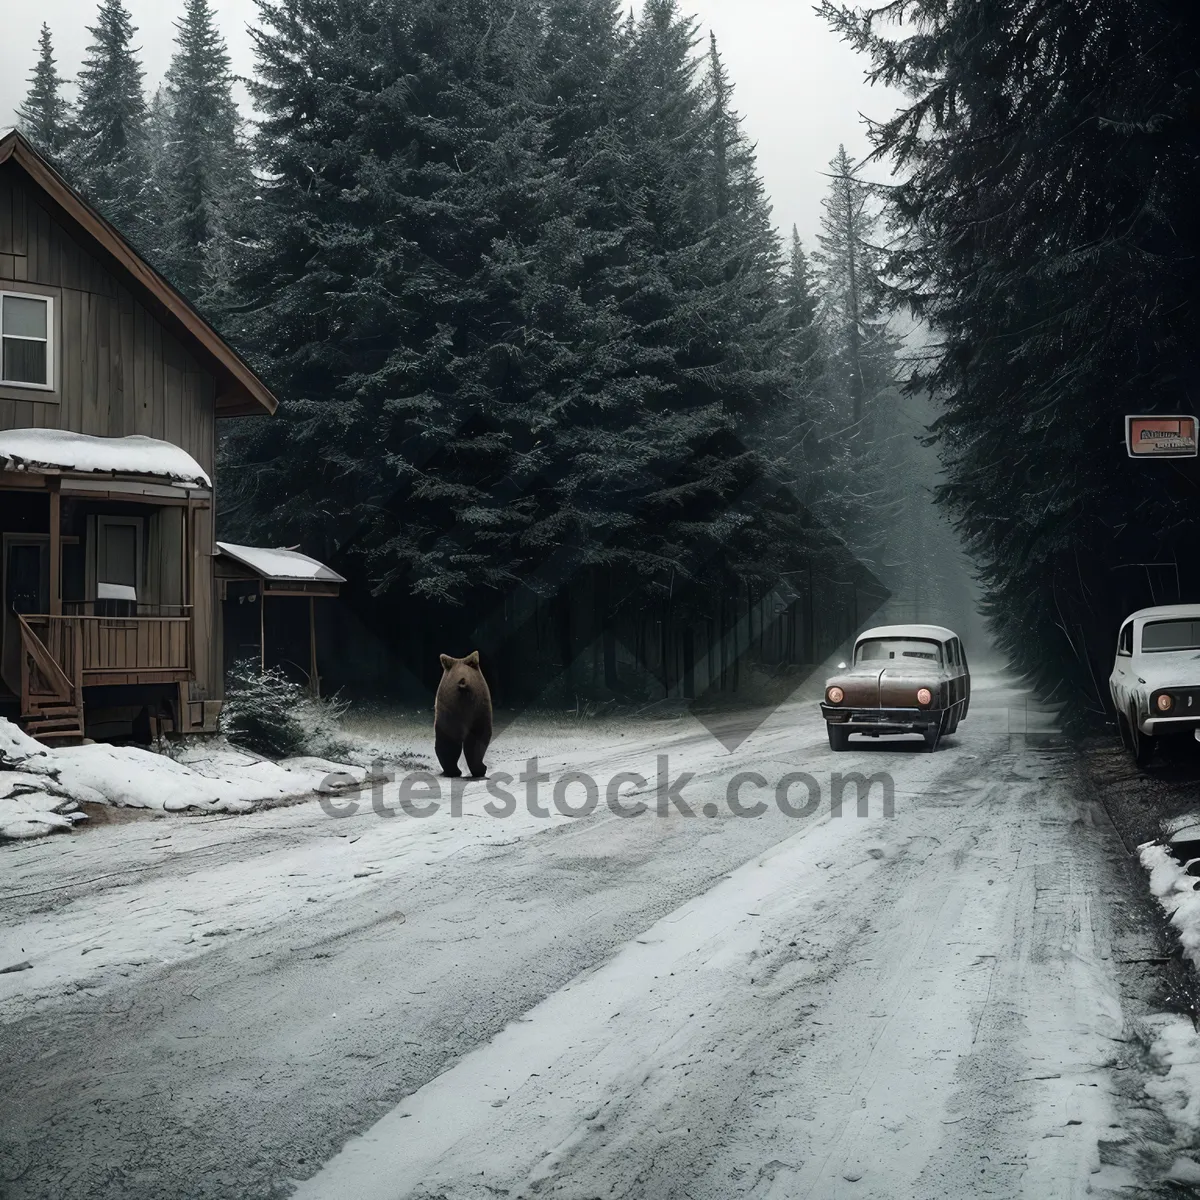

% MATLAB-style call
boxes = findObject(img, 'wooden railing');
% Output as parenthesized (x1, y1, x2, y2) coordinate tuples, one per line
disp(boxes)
(20, 611, 193, 692)
(18, 613, 80, 713)
(62, 602, 193, 618)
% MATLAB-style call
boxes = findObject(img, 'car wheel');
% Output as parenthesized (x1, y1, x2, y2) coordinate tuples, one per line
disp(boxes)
(1130, 706, 1157, 767)
(946, 707, 960, 736)
(827, 723, 849, 751)
(924, 718, 943, 752)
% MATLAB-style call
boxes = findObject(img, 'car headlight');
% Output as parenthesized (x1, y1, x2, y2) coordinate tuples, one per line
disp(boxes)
(827, 686, 844, 704)
(1157, 693, 1174, 712)
(916, 687, 932, 706)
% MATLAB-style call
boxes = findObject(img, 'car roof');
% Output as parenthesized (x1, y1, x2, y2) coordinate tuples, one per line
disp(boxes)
(856, 624, 958, 642)
(1123, 605, 1200, 623)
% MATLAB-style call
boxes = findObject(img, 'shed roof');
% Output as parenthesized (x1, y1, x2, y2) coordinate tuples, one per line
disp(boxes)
(0, 128, 277, 418)
(216, 542, 346, 584)
(0, 428, 210, 487)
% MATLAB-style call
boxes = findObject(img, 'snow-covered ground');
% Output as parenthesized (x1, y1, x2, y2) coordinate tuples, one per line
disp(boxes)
(0, 671, 1191, 1198)
(0, 719, 381, 840)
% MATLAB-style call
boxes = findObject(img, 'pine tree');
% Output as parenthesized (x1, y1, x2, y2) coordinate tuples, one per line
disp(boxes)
(70, 0, 150, 239)
(141, 86, 172, 265)
(784, 227, 818, 333)
(224, 0, 550, 604)
(814, 145, 892, 438)
(156, 0, 250, 306)
(221, 0, 856, 696)
(812, 146, 900, 579)
(777, 228, 830, 507)
(16, 24, 73, 158)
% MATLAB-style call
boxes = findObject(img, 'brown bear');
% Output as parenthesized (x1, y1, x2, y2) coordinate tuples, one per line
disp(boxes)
(434, 651, 493, 778)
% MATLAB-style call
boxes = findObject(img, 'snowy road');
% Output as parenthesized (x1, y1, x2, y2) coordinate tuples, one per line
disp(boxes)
(0, 673, 1172, 1198)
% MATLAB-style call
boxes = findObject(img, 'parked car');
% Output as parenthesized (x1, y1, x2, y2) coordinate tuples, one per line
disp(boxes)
(1109, 604, 1200, 766)
(820, 624, 971, 752)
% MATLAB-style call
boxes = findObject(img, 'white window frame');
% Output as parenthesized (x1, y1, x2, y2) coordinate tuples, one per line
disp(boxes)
(0, 290, 55, 392)
(1118, 622, 1133, 657)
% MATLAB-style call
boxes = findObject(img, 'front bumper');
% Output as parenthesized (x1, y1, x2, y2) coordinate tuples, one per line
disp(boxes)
(1141, 713, 1200, 735)
(821, 705, 941, 733)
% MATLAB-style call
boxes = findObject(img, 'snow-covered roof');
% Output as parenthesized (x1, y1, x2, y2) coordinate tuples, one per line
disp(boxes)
(857, 623, 958, 642)
(216, 542, 345, 584)
(0, 429, 210, 487)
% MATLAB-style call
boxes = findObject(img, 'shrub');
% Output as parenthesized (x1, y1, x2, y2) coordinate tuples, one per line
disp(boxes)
(220, 659, 350, 759)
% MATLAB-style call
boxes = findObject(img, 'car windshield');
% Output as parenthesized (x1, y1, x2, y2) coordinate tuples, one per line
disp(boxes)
(855, 638, 943, 666)
(1140, 619, 1200, 653)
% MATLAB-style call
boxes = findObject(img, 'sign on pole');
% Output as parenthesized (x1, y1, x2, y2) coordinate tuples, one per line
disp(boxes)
(1126, 415, 1199, 459)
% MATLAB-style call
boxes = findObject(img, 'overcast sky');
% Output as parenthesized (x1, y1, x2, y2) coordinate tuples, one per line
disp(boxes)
(0, 0, 904, 249)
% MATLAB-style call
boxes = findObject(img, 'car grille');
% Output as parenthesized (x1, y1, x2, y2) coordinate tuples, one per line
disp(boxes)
(849, 709, 920, 723)
(1166, 690, 1200, 711)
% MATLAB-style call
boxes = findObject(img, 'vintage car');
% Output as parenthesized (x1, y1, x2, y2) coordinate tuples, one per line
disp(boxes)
(820, 624, 971, 751)
(1109, 604, 1200, 766)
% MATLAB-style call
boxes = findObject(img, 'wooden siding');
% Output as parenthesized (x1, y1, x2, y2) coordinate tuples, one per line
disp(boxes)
(0, 161, 221, 703)
(0, 163, 216, 476)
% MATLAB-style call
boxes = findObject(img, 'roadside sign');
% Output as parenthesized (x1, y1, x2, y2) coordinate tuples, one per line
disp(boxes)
(1126, 415, 1198, 458)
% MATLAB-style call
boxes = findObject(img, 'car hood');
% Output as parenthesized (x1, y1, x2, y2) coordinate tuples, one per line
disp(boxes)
(825, 663, 941, 707)
(1132, 651, 1200, 688)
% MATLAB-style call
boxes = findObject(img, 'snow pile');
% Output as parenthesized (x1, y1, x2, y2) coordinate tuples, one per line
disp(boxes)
(1144, 1016, 1200, 1140)
(0, 429, 210, 487)
(0, 719, 372, 841)
(0, 720, 87, 839)
(1140, 839, 1200, 971)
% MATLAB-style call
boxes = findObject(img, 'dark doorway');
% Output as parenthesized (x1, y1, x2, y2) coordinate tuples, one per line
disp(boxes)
(2, 537, 48, 693)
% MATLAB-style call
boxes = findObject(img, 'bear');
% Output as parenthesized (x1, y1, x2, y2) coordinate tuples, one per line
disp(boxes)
(434, 650, 493, 778)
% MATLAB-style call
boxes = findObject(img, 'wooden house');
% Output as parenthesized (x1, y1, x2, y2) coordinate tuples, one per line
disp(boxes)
(0, 129, 278, 742)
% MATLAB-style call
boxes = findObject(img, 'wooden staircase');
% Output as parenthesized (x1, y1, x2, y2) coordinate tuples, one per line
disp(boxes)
(22, 700, 84, 743)
(16, 614, 85, 744)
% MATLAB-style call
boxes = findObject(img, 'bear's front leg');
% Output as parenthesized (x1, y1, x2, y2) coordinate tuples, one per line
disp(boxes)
(435, 730, 464, 777)
(463, 732, 489, 779)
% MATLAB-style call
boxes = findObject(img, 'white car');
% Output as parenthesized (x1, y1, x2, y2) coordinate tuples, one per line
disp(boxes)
(1109, 604, 1200, 765)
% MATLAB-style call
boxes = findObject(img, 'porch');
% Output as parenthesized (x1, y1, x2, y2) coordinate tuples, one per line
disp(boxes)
(0, 430, 215, 742)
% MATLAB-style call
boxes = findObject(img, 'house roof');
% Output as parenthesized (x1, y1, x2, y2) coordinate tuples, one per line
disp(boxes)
(0, 428, 210, 487)
(215, 542, 346, 584)
(0, 128, 277, 419)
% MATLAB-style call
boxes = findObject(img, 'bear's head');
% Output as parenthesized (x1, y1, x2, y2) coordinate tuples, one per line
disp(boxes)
(439, 650, 483, 694)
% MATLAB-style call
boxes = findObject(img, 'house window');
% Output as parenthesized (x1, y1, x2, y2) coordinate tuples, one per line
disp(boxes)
(95, 517, 142, 616)
(1, 292, 53, 389)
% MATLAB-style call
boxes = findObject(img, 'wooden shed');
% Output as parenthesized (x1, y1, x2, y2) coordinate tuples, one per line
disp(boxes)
(215, 543, 344, 696)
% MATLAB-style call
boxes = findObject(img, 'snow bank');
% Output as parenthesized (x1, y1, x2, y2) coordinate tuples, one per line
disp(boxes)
(1144, 1015, 1200, 1143)
(0, 719, 372, 841)
(1140, 840, 1200, 968)
(0, 429, 210, 487)
(1140, 840, 1200, 972)
(0, 720, 86, 839)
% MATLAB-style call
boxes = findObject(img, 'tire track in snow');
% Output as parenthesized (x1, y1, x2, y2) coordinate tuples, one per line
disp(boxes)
(292, 715, 1132, 1200)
